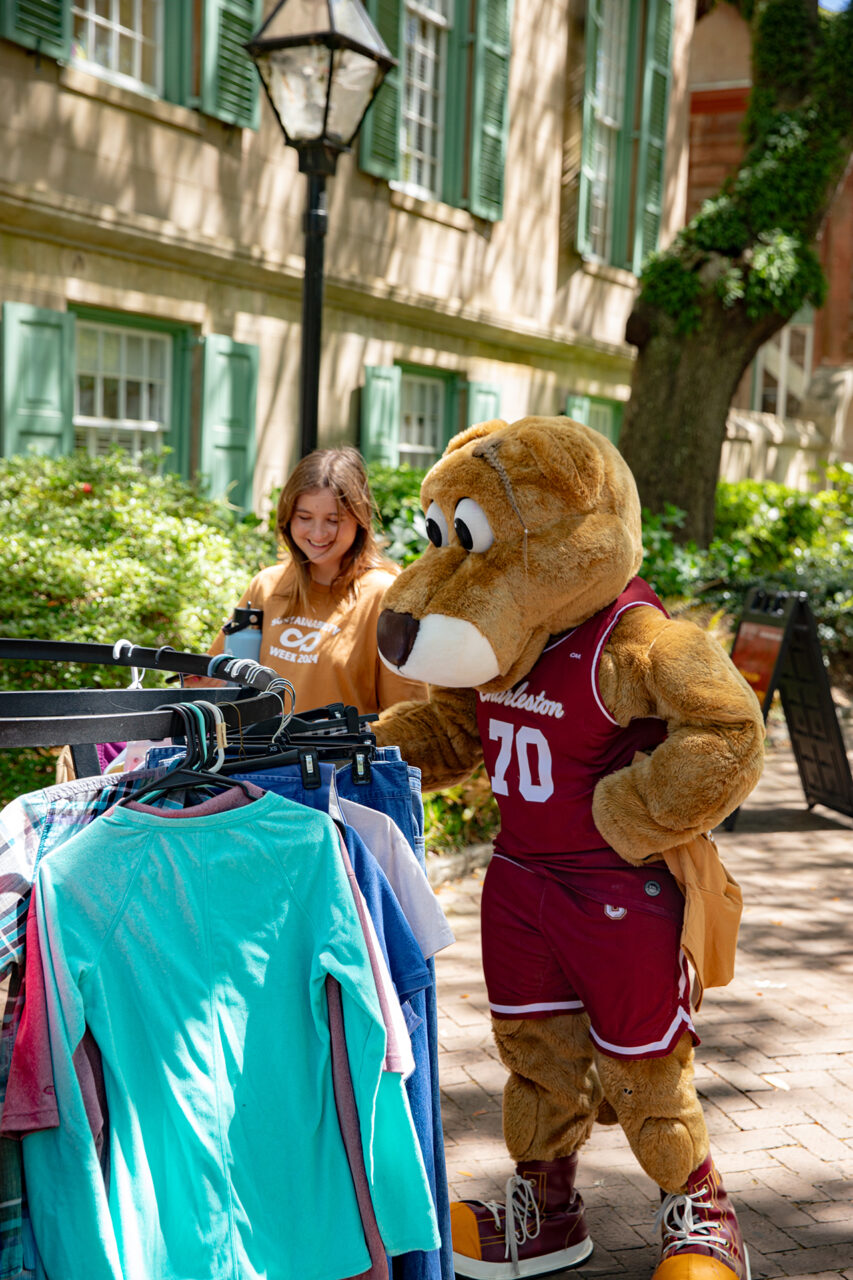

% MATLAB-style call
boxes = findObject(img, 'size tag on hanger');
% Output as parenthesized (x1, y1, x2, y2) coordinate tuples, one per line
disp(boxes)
(300, 749, 321, 790)
(351, 749, 371, 786)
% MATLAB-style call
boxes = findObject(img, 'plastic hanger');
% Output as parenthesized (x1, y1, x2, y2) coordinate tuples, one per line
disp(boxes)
(120, 704, 255, 806)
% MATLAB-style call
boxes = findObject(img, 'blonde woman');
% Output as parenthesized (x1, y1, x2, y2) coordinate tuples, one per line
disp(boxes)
(207, 447, 427, 716)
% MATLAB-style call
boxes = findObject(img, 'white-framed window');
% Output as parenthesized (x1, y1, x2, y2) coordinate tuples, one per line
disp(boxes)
(579, 0, 673, 273)
(586, 0, 630, 261)
(74, 321, 171, 458)
(751, 312, 815, 420)
(71, 0, 164, 97)
(399, 372, 446, 466)
(399, 0, 451, 200)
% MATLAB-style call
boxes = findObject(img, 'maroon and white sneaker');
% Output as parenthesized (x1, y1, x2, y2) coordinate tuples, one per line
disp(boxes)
(652, 1154, 751, 1280)
(450, 1155, 592, 1278)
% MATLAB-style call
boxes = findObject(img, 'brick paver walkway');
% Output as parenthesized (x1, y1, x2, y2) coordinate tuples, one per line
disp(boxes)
(432, 738, 853, 1280)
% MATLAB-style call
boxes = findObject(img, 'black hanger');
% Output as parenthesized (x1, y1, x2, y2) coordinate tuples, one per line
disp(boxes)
(120, 704, 255, 806)
(218, 701, 376, 786)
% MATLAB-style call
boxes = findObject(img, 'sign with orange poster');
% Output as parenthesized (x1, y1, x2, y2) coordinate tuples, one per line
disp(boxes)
(725, 588, 853, 828)
(730, 619, 785, 708)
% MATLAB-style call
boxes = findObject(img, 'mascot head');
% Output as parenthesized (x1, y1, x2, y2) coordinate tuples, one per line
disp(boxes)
(377, 415, 643, 693)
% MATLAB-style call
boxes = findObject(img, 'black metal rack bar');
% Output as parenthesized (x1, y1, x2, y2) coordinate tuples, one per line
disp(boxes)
(0, 638, 285, 750)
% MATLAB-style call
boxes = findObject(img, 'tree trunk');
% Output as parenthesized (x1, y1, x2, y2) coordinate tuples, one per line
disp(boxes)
(619, 300, 782, 546)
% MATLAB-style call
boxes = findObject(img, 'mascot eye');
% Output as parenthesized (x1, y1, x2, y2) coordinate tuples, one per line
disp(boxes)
(454, 499, 494, 553)
(424, 501, 449, 548)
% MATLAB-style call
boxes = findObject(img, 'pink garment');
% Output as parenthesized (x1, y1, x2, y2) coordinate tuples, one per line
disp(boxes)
(327, 975, 389, 1280)
(2, 893, 108, 1163)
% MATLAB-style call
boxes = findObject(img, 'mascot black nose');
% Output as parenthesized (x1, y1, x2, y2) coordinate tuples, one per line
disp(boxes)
(378, 609, 420, 668)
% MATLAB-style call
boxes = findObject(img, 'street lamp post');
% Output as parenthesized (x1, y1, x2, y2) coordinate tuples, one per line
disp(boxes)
(245, 0, 396, 458)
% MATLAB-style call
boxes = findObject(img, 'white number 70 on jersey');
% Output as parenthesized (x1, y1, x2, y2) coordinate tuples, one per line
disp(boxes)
(488, 719, 555, 802)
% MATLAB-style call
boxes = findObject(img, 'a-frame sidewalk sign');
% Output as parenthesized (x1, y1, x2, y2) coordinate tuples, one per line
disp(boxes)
(724, 587, 853, 829)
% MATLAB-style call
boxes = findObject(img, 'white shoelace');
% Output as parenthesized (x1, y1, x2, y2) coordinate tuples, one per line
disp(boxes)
(482, 1174, 541, 1274)
(655, 1188, 731, 1261)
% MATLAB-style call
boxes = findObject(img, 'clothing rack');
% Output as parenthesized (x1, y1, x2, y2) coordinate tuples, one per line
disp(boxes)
(0, 638, 378, 783)
(0, 639, 286, 778)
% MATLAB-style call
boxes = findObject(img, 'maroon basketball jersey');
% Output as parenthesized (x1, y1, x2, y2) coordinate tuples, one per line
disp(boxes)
(476, 577, 668, 861)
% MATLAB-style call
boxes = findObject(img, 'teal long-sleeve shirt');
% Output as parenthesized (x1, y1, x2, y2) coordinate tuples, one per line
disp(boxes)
(23, 790, 439, 1280)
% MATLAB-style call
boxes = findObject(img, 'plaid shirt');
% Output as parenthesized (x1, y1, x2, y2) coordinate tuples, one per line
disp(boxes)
(0, 767, 178, 1279)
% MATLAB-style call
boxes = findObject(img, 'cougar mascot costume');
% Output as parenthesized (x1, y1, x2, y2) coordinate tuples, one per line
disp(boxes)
(374, 416, 764, 1280)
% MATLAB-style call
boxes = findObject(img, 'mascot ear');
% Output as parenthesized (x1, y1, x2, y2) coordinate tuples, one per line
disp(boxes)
(515, 416, 606, 511)
(444, 419, 508, 456)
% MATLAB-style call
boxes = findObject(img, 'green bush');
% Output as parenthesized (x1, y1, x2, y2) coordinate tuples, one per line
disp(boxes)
(702, 465, 853, 670)
(367, 462, 430, 565)
(0, 451, 277, 801)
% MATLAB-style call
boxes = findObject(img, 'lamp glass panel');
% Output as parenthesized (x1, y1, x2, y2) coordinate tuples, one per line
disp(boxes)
(261, 0, 331, 40)
(264, 46, 333, 140)
(330, 0, 389, 52)
(327, 47, 383, 142)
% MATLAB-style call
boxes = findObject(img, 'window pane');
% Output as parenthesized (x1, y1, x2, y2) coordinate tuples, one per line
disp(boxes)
(74, 319, 172, 458)
(148, 340, 165, 380)
(148, 381, 164, 422)
(77, 326, 99, 370)
(125, 333, 144, 377)
(78, 374, 96, 417)
(760, 370, 778, 414)
(788, 328, 807, 366)
(71, 0, 163, 93)
(102, 332, 121, 373)
(103, 377, 120, 419)
(118, 34, 135, 76)
(125, 380, 142, 419)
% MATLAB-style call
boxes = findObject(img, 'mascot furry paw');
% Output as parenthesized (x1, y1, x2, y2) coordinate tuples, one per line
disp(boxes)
(374, 416, 764, 1280)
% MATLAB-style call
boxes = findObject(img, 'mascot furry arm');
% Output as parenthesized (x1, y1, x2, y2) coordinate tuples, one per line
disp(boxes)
(374, 415, 764, 861)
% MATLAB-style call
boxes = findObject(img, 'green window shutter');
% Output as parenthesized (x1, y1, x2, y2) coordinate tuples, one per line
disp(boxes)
(576, 0, 602, 259)
(1, 0, 70, 61)
(467, 382, 502, 426)
(565, 393, 590, 425)
(361, 365, 401, 466)
(359, 0, 403, 182)
(468, 0, 512, 222)
(440, 2, 469, 208)
(1, 303, 74, 458)
(200, 335, 258, 510)
(162, 0, 194, 107)
(161, 329, 194, 479)
(633, 0, 673, 274)
(201, 0, 262, 129)
(610, 400, 624, 447)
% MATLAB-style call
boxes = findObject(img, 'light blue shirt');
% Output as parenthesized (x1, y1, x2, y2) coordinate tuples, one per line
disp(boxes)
(23, 790, 438, 1280)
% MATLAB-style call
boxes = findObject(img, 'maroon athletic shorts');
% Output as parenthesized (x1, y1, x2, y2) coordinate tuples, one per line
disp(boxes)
(481, 853, 698, 1060)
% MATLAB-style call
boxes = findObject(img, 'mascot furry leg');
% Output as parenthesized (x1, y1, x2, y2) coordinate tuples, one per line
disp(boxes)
(375, 416, 764, 1280)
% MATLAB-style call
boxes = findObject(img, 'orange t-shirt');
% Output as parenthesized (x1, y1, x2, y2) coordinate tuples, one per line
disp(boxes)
(209, 562, 428, 717)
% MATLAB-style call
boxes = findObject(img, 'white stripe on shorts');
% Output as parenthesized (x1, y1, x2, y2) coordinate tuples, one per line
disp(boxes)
(490, 999, 585, 1016)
